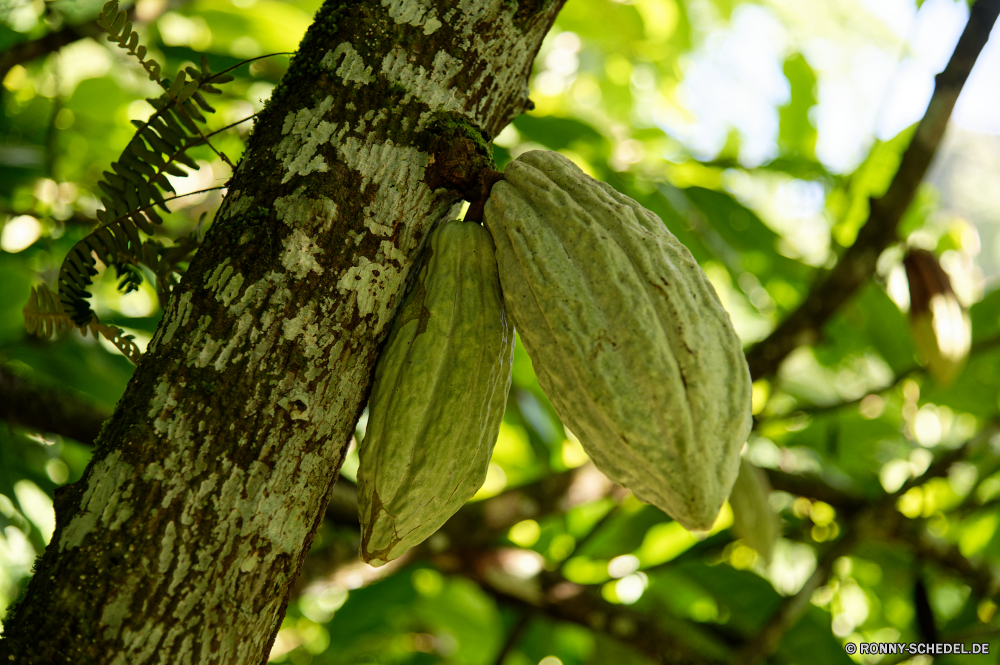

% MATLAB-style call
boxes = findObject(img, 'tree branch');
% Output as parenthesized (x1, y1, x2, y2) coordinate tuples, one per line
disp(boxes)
(0, 0, 179, 85)
(737, 417, 1000, 663)
(310, 419, 998, 664)
(757, 332, 1000, 422)
(764, 468, 867, 514)
(480, 581, 732, 665)
(901, 523, 1000, 602)
(745, 0, 1000, 381)
(308, 466, 732, 663)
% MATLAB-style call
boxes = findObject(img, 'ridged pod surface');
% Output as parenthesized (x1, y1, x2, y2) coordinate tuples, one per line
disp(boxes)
(358, 220, 515, 566)
(484, 150, 751, 530)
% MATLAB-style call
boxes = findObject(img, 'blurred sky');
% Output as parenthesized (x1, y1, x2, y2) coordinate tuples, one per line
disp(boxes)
(673, 0, 999, 169)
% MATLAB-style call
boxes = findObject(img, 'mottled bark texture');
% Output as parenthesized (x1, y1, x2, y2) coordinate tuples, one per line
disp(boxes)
(0, 1, 563, 662)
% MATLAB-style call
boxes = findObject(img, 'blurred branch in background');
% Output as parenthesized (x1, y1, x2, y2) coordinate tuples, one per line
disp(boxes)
(0, 24, 87, 86)
(305, 421, 1000, 665)
(764, 469, 866, 514)
(0, 359, 109, 445)
(480, 578, 732, 665)
(316, 467, 734, 664)
(0, 0, 187, 86)
(0, 203, 96, 227)
(490, 611, 531, 665)
(756, 331, 1000, 424)
(745, 0, 1000, 382)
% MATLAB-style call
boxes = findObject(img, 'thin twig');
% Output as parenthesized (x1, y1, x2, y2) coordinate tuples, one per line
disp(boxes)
(759, 332, 1000, 421)
(491, 611, 531, 665)
(203, 114, 258, 139)
(103, 185, 227, 226)
(207, 52, 293, 81)
(734, 532, 859, 665)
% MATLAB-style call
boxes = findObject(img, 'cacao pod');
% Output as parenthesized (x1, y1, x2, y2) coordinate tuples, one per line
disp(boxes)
(357, 219, 515, 566)
(483, 150, 751, 530)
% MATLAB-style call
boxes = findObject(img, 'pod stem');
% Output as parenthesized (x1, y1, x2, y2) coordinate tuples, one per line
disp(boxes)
(463, 169, 505, 224)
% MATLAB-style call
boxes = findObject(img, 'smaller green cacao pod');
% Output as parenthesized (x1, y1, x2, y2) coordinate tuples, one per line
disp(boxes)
(484, 150, 751, 531)
(357, 219, 515, 566)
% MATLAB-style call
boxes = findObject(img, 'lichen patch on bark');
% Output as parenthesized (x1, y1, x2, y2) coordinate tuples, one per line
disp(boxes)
(276, 96, 339, 183)
(381, 47, 465, 113)
(382, 0, 441, 34)
(322, 42, 375, 85)
(58, 450, 135, 551)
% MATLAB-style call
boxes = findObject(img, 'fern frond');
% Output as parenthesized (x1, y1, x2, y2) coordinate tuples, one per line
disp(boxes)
(53, 15, 240, 331)
(27, 14, 267, 364)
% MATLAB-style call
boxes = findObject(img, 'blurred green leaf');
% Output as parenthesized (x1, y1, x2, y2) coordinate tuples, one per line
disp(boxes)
(829, 124, 916, 247)
(512, 114, 609, 153)
(778, 53, 818, 159)
(554, 0, 644, 53)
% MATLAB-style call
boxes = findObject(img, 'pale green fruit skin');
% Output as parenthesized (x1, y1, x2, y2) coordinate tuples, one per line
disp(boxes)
(358, 219, 515, 566)
(483, 150, 751, 530)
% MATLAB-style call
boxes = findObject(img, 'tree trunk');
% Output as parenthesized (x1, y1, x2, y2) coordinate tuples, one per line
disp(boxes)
(0, 1, 563, 662)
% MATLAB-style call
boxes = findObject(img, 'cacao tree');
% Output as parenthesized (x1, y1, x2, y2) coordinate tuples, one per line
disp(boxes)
(2, 0, 1000, 664)
(0, 0, 563, 661)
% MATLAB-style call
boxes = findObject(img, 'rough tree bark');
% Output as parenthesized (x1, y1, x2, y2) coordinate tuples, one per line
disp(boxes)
(0, 1, 564, 662)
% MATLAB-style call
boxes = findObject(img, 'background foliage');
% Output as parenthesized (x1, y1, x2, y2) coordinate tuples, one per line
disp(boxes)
(2, 0, 1000, 663)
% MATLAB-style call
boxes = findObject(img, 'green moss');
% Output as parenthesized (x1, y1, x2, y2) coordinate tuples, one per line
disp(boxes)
(428, 110, 494, 164)
(241, 206, 277, 255)
(510, 0, 558, 30)
(262, 2, 352, 114)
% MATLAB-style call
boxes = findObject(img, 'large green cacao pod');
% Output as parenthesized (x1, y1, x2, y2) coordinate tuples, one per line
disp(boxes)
(357, 219, 515, 566)
(483, 150, 751, 530)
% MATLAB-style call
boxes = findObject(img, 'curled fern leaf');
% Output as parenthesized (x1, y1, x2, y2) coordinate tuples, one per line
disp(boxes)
(23, 285, 76, 339)
(93, 322, 142, 364)
(23, 285, 142, 364)
(98, 0, 162, 82)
